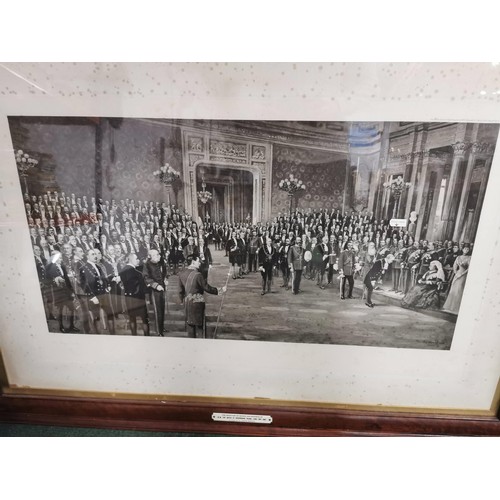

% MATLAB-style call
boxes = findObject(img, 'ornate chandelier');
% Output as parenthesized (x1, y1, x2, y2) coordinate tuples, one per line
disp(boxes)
(383, 175, 411, 218)
(279, 173, 306, 214)
(278, 174, 306, 195)
(15, 149, 39, 195)
(197, 177, 212, 204)
(153, 163, 181, 186)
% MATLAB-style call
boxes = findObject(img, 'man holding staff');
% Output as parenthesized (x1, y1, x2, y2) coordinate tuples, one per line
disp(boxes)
(178, 254, 227, 338)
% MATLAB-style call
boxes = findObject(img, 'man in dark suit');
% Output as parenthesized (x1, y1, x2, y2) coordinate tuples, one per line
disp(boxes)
(227, 231, 243, 279)
(326, 235, 338, 285)
(119, 253, 150, 336)
(196, 236, 213, 282)
(314, 235, 330, 289)
(46, 250, 79, 333)
(288, 239, 305, 295)
(338, 241, 356, 299)
(80, 248, 114, 334)
(143, 249, 168, 337)
(33, 244, 53, 320)
(163, 229, 178, 274)
(258, 236, 277, 295)
(248, 230, 260, 273)
(278, 237, 292, 290)
(364, 254, 395, 308)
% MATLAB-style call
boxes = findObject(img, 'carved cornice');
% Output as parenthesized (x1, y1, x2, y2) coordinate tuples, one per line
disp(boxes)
(209, 140, 247, 158)
(209, 156, 248, 165)
(387, 141, 496, 163)
(173, 119, 350, 152)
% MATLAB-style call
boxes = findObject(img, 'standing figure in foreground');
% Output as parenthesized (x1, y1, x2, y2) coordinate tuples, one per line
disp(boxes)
(314, 235, 329, 289)
(442, 244, 471, 314)
(119, 253, 150, 336)
(338, 241, 356, 299)
(227, 231, 243, 279)
(258, 236, 277, 295)
(364, 254, 395, 308)
(196, 236, 213, 282)
(288, 238, 305, 295)
(278, 237, 291, 290)
(46, 250, 79, 333)
(80, 248, 114, 334)
(143, 249, 169, 336)
(178, 254, 226, 338)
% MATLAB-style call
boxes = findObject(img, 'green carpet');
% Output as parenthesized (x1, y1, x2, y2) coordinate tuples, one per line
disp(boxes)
(0, 423, 221, 437)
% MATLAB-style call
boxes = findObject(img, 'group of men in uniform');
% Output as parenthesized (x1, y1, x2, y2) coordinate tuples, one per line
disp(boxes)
(27, 190, 222, 337)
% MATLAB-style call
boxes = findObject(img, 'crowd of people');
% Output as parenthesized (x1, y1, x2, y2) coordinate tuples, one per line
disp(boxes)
(210, 209, 472, 312)
(26, 191, 220, 336)
(26, 189, 472, 337)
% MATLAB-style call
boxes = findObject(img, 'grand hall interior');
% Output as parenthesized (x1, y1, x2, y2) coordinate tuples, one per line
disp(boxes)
(10, 117, 499, 349)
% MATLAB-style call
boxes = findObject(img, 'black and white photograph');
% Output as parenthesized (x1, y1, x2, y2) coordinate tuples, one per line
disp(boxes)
(10, 117, 499, 350)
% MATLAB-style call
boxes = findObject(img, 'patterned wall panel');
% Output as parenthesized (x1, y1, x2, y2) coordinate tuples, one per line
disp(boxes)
(271, 145, 348, 216)
(100, 119, 183, 206)
(9, 118, 185, 208)
(9, 118, 96, 198)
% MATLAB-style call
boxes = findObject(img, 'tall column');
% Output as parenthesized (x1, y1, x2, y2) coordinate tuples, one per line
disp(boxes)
(406, 125, 429, 218)
(437, 144, 465, 241)
(94, 119, 103, 204)
(470, 155, 493, 241)
(370, 125, 391, 217)
(252, 175, 259, 225)
(452, 150, 477, 242)
(401, 126, 417, 220)
(414, 153, 431, 241)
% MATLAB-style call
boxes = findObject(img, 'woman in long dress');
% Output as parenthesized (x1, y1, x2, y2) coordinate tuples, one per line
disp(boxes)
(442, 245, 471, 314)
(401, 260, 445, 310)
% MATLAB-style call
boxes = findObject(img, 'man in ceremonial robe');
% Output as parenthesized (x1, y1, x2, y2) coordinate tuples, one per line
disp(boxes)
(178, 254, 226, 339)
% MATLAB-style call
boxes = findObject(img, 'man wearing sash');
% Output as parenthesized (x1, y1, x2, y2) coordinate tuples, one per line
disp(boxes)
(178, 254, 226, 338)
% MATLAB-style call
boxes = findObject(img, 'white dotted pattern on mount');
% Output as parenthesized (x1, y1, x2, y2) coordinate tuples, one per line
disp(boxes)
(0, 62, 500, 107)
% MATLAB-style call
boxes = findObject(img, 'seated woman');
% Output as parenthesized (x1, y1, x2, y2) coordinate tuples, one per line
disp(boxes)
(401, 260, 445, 310)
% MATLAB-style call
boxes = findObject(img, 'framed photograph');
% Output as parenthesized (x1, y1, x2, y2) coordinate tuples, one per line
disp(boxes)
(1, 63, 500, 435)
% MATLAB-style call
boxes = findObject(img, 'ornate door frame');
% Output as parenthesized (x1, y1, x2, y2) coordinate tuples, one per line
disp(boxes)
(181, 127, 272, 224)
